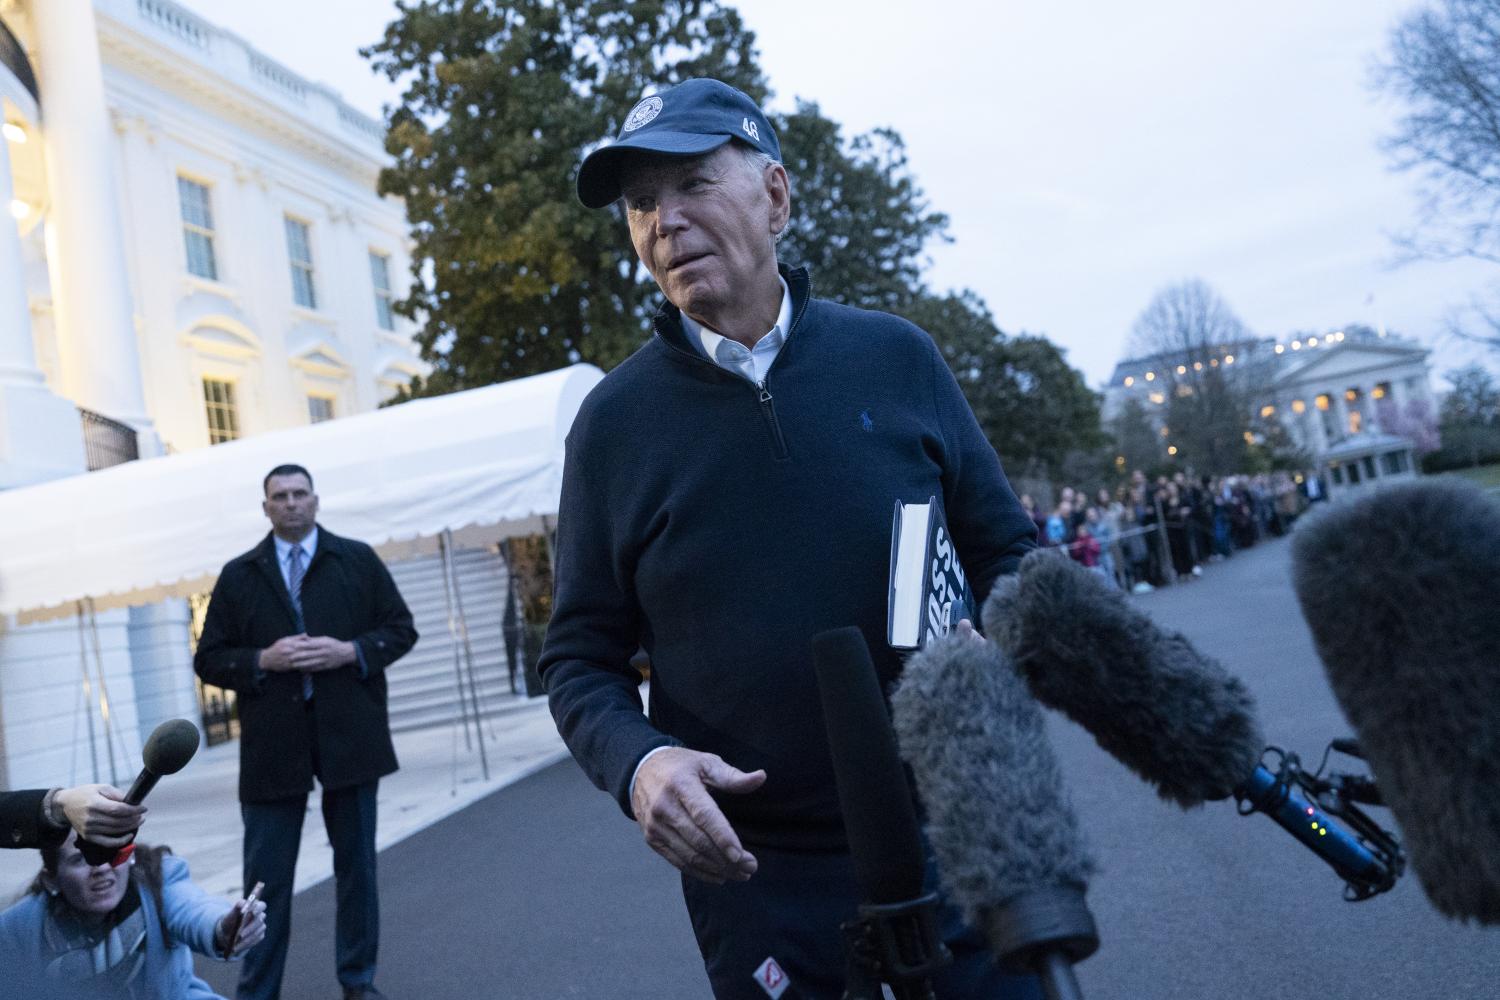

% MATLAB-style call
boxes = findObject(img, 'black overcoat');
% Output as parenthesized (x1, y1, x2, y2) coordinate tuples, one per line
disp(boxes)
(0, 790, 65, 849)
(193, 527, 417, 802)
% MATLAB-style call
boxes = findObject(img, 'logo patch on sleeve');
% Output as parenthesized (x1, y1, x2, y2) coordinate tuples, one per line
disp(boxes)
(752, 956, 789, 999)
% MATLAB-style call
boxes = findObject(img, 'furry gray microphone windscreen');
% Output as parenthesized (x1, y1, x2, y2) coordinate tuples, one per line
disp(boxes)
(892, 634, 1098, 974)
(1292, 478, 1500, 924)
(983, 551, 1265, 806)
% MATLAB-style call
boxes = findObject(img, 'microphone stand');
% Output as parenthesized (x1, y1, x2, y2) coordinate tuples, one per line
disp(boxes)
(841, 893, 950, 1000)
(1036, 951, 1085, 1000)
(986, 885, 1097, 1000)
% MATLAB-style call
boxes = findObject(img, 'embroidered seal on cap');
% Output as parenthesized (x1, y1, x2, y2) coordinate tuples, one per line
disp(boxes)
(622, 95, 663, 132)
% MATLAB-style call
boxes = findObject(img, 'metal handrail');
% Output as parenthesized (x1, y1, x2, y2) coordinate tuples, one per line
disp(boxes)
(78, 408, 140, 470)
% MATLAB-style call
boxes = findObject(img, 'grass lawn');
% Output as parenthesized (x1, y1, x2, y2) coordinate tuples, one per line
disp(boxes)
(1439, 463, 1500, 489)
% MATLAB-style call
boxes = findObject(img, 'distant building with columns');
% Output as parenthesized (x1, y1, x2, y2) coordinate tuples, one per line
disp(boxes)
(0, 0, 424, 787)
(1102, 326, 1435, 471)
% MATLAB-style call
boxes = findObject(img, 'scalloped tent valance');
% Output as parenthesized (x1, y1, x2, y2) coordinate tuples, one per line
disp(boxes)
(0, 364, 603, 621)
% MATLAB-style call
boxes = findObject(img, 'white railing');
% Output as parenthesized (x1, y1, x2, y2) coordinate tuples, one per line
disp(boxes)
(339, 104, 385, 144)
(135, 0, 211, 51)
(115, 0, 385, 147)
(248, 52, 308, 103)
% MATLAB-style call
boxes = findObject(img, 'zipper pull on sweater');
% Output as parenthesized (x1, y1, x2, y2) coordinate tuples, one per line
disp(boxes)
(756, 379, 790, 460)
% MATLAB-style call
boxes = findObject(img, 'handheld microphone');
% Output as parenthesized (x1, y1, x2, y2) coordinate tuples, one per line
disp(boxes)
(811, 626, 948, 1000)
(1292, 478, 1500, 923)
(984, 551, 1401, 900)
(892, 633, 1097, 1000)
(78, 719, 201, 866)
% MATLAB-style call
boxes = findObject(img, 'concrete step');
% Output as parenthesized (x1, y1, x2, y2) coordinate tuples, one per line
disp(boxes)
(383, 546, 524, 734)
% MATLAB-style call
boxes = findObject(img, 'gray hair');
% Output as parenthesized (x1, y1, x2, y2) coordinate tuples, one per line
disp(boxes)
(738, 146, 788, 242)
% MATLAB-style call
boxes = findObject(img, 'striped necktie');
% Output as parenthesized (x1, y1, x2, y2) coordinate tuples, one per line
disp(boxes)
(287, 544, 312, 699)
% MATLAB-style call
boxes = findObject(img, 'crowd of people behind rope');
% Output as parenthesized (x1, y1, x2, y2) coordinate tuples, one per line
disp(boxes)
(1018, 469, 1328, 592)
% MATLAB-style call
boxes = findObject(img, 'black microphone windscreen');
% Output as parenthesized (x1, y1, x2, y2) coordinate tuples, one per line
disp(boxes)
(984, 551, 1264, 807)
(892, 634, 1094, 935)
(1292, 478, 1500, 924)
(142, 719, 201, 776)
(811, 627, 926, 904)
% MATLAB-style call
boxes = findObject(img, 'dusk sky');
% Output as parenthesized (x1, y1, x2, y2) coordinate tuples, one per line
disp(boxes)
(190, 0, 1500, 390)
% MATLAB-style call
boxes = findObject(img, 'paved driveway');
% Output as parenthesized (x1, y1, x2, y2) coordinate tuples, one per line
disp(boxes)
(200, 536, 1500, 999)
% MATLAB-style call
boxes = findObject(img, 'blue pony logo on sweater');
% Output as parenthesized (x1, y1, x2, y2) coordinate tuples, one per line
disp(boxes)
(860, 410, 873, 432)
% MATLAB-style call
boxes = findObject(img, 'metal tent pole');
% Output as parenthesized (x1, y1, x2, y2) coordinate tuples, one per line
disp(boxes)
(438, 530, 475, 753)
(442, 529, 490, 780)
(75, 601, 100, 784)
(82, 598, 123, 786)
(539, 515, 557, 579)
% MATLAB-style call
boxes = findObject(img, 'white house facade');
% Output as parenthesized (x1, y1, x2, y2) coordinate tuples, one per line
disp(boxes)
(0, 0, 427, 789)
(1102, 327, 1434, 469)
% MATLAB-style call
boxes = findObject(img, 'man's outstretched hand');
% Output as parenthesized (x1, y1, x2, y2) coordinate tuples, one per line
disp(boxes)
(631, 748, 766, 885)
(53, 785, 145, 846)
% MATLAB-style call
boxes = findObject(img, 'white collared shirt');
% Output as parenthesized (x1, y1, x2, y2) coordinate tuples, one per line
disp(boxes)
(273, 527, 318, 594)
(680, 276, 793, 385)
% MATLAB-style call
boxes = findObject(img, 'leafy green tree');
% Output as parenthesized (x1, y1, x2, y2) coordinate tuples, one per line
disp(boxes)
(905, 291, 1104, 476)
(365, 0, 766, 394)
(773, 104, 949, 312)
(366, 1, 960, 396)
(1110, 396, 1164, 474)
(1435, 363, 1500, 466)
(1243, 409, 1310, 473)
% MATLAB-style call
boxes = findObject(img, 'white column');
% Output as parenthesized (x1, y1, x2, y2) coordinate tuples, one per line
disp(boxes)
(28, 0, 152, 429)
(0, 134, 40, 386)
(0, 129, 85, 486)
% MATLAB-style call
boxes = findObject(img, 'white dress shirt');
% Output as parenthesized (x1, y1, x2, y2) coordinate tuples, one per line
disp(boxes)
(680, 275, 793, 384)
(273, 527, 318, 595)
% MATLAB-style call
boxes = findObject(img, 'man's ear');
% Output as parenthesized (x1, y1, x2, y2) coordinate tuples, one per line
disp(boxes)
(765, 162, 791, 236)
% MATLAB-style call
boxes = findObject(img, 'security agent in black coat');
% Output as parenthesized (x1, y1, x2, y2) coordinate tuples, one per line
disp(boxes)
(195, 465, 416, 1000)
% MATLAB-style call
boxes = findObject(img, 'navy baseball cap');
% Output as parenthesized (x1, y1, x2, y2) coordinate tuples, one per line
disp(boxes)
(577, 78, 780, 209)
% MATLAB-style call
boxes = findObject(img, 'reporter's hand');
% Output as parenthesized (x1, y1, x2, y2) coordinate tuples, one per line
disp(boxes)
(289, 636, 356, 673)
(955, 618, 987, 644)
(216, 897, 268, 958)
(54, 785, 145, 845)
(631, 748, 765, 884)
(259, 635, 306, 673)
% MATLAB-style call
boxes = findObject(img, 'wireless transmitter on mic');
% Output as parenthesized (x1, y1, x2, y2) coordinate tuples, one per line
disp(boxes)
(984, 550, 1403, 902)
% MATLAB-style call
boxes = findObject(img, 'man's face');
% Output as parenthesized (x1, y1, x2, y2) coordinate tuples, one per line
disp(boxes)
(263, 473, 318, 540)
(619, 144, 790, 327)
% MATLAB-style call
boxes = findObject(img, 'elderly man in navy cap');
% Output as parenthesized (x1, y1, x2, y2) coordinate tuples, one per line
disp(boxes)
(541, 79, 1040, 1000)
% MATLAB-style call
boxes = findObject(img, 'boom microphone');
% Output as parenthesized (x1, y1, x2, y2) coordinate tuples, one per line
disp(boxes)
(1292, 478, 1500, 924)
(78, 719, 201, 865)
(984, 550, 1263, 806)
(892, 633, 1098, 1000)
(984, 551, 1399, 898)
(811, 627, 947, 1000)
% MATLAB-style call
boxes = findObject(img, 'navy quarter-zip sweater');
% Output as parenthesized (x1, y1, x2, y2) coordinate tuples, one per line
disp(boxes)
(540, 266, 1037, 852)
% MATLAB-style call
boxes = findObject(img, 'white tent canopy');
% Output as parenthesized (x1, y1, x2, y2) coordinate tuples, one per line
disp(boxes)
(0, 364, 603, 622)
